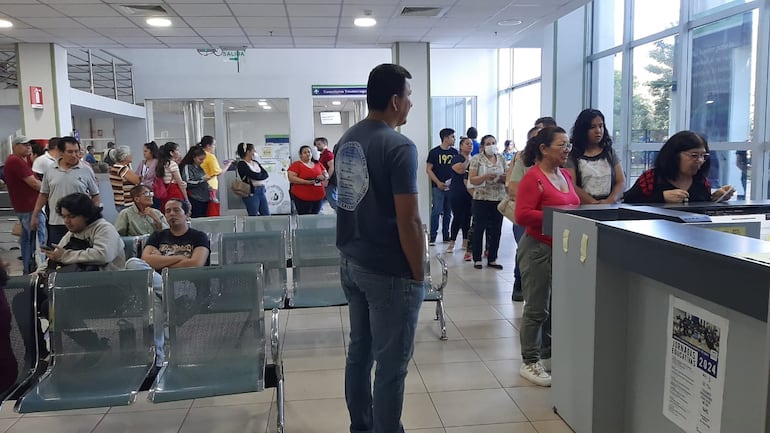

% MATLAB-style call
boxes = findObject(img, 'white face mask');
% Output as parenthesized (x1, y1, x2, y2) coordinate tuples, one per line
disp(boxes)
(484, 146, 496, 156)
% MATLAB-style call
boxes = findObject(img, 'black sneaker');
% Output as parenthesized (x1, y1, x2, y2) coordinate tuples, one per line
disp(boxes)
(512, 280, 523, 302)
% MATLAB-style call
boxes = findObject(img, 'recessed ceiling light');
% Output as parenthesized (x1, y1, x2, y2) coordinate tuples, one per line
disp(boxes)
(263, 105, 272, 110)
(228, 106, 235, 109)
(354, 11, 376, 27)
(0, 19, 12, 28)
(257, 101, 267, 106)
(332, 101, 341, 105)
(497, 19, 523, 26)
(146, 17, 172, 27)
(209, 103, 215, 106)
(258, 99, 266, 102)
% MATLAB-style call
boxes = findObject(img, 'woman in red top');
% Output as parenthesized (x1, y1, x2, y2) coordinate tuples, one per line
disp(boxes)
(514, 126, 580, 387)
(287, 145, 327, 214)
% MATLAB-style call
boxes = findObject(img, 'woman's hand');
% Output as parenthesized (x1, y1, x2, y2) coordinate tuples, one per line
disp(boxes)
(44, 246, 64, 261)
(711, 185, 736, 202)
(663, 189, 690, 203)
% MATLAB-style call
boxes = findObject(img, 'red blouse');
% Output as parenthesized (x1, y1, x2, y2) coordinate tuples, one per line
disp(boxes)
(289, 160, 326, 201)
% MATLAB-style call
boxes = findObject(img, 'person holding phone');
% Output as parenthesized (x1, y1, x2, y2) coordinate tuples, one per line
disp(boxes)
(624, 131, 735, 204)
(287, 145, 327, 215)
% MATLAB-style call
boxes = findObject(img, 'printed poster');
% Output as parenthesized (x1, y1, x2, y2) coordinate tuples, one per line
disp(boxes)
(663, 296, 729, 433)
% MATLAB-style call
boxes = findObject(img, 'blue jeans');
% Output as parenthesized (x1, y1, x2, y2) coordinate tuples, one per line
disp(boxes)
(242, 186, 270, 216)
(17, 212, 47, 274)
(512, 224, 526, 283)
(429, 187, 452, 242)
(341, 256, 425, 433)
(325, 184, 338, 211)
(125, 258, 165, 366)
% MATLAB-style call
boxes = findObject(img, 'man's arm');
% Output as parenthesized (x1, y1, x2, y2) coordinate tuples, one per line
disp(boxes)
(170, 246, 209, 268)
(326, 158, 335, 178)
(426, 163, 444, 188)
(90, 193, 102, 207)
(141, 245, 184, 271)
(22, 175, 41, 191)
(30, 193, 48, 231)
(394, 193, 424, 281)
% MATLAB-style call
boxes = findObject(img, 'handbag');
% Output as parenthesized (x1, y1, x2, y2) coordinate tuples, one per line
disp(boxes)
(153, 176, 169, 200)
(231, 178, 251, 197)
(497, 198, 517, 224)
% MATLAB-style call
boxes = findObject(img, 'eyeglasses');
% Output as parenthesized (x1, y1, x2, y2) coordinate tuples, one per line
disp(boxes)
(553, 143, 573, 151)
(141, 191, 154, 197)
(684, 152, 710, 161)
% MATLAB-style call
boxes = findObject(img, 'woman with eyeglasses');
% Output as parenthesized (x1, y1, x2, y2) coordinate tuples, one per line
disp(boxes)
(566, 109, 625, 204)
(624, 131, 735, 203)
(514, 126, 580, 387)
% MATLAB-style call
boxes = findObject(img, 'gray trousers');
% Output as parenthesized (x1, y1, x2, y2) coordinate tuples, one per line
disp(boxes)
(517, 234, 552, 364)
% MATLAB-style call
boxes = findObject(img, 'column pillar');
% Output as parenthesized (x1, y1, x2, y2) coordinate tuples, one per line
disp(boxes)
(16, 43, 72, 138)
(392, 42, 431, 225)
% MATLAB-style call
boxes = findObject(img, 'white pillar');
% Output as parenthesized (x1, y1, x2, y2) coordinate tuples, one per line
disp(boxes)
(17, 43, 72, 138)
(392, 42, 431, 225)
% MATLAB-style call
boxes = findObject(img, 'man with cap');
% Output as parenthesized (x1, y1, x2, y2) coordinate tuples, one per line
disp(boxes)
(5, 136, 46, 274)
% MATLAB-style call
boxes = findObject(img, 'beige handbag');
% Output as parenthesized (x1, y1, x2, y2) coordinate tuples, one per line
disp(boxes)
(497, 198, 516, 224)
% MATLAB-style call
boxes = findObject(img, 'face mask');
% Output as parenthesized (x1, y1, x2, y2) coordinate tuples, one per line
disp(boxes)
(484, 146, 496, 156)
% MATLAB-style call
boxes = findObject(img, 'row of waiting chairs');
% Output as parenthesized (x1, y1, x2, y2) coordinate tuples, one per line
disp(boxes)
(122, 215, 448, 341)
(1, 265, 284, 432)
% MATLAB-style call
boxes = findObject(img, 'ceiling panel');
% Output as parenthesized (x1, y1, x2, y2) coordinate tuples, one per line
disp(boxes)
(167, 3, 233, 17)
(194, 27, 246, 36)
(75, 16, 137, 28)
(290, 27, 336, 36)
(0, 5, 62, 18)
(340, 4, 397, 18)
(290, 17, 338, 27)
(202, 37, 249, 45)
(228, 4, 286, 17)
(248, 36, 293, 44)
(49, 3, 122, 17)
(286, 4, 341, 17)
(21, 17, 86, 28)
(237, 16, 288, 27)
(183, 16, 239, 27)
(144, 27, 198, 37)
(244, 28, 290, 36)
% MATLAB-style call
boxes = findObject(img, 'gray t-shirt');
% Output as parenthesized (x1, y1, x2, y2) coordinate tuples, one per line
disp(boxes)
(335, 119, 418, 278)
(41, 160, 100, 225)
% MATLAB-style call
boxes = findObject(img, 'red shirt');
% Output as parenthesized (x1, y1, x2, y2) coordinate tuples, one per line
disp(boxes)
(514, 166, 580, 246)
(318, 148, 334, 172)
(4, 154, 38, 212)
(289, 160, 326, 201)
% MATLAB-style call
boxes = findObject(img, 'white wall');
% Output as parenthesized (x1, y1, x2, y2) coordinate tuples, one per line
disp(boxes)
(0, 106, 21, 142)
(117, 48, 391, 155)
(226, 111, 290, 154)
(313, 111, 351, 146)
(552, 6, 587, 125)
(430, 49, 498, 138)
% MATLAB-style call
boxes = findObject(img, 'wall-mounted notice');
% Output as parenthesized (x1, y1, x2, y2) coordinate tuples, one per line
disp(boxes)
(663, 296, 728, 433)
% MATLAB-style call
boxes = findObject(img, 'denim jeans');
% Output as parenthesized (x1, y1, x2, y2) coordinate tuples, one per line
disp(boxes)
(17, 212, 47, 274)
(512, 224, 526, 282)
(341, 256, 425, 433)
(517, 234, 552, 363)
(325, 184, 338, 210)
(429, 187, 452, 242)
(242, 186, 270, 216)
(125, 258, 165, 366)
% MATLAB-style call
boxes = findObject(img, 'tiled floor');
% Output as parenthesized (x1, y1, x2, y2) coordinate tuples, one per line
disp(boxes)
(0, 220, 575, 433)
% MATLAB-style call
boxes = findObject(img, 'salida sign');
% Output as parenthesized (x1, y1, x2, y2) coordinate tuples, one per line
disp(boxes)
(29, 86, 43, 109)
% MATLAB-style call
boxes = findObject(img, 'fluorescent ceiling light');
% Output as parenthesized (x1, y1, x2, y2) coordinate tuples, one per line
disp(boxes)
(228, 106, 235, 109)
(209, 103, 215, 106)
(263, 105, 272, 110)
(257, 101, 267, 106)
(332, 101, 342, 105)
(497, 19, 522, 26)
(258, 99, 266, 102)
(0, 19, 13, 28)
(146, 17, 172, 27)
(354, 17, 376, 27)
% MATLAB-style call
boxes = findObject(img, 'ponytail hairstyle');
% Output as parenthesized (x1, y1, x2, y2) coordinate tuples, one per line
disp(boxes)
(155, 141, 179, 178)
(236, 142, 254, 159)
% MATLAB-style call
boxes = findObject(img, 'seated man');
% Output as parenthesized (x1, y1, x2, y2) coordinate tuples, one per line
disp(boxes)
(115, 185, 168, 236)
(125, 198, 209, 366)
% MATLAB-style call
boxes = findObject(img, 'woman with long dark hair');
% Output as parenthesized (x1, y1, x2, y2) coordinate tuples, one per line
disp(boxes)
(137, 141, 160, 208)
(179, 146, 210, 218)
(236, 142, 270, 216)
(566, 109, 625, 204)
(154, 142, 189, 213)
(624, 131, 735, 203)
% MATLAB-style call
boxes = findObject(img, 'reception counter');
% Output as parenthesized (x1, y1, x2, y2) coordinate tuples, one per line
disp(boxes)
(550, 209, 770, 433)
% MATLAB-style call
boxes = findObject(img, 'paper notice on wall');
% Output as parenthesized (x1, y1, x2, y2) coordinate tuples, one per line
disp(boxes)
(663, 296, 728, 433)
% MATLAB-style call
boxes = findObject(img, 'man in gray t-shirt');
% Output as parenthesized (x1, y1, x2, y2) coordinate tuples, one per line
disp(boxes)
(335, 64, 425, 433)
(31, 137, 100, 245)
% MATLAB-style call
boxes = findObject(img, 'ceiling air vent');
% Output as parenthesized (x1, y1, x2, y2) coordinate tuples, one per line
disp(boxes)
(399, 6, 445, 17)
(119, 5, 168, 16)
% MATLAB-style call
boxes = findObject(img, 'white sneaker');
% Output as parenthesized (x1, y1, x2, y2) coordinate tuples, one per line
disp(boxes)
(520, 361, 551, 387)
(445, 241, 455, 253)
(540, 358, 551, 372)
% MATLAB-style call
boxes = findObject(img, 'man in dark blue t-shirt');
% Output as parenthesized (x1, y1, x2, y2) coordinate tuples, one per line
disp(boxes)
(335, 63, 425, 433)
(426, 128, 457, 245)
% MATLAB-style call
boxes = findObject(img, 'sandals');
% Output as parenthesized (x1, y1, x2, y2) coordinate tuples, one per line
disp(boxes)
(473, 262, 483, 269)
(488, 263, 504, 270)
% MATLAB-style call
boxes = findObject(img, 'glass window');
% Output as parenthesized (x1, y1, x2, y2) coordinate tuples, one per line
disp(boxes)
(628, 150, 659, 185)
(692, 0, 752, 19)
(510, 83, 541, 151)
(631, 36, 678, 146)
(431, 97, 477, 148)
(633, 0, 679, 39)
(152, 100, 186, 144)
(498, 48, 512, 90)
(512, 48, 542, 84)
(592, 0, 623, 52)
(706, 150, 749, 200)
(591, 53, 623, 146)
(689, 11, 756, 143)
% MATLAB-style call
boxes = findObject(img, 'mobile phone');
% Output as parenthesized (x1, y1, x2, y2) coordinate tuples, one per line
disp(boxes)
(715, 187, 735, 203)
(40, 244, 55, 251)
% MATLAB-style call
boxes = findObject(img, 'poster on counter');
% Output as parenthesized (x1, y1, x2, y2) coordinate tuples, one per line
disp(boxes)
(663, 295, 729, 433)
(254, 135, 291, 215)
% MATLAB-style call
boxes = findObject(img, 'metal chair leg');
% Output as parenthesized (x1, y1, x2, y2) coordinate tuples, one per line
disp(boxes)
(437, 300, 447, 341)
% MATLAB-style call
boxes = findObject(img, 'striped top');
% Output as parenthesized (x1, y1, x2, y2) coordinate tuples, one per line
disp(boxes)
(110, 163, 134, 207)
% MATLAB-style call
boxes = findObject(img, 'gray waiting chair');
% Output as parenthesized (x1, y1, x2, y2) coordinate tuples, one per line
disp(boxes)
(423, 229, 449, 340)
(189, 216, 238, 265)
(149, 264, 284, 433)
(15, 269, 155, 413)
(120, 234, 150, 260)
(295, 214, 336, 229)
(241, 215, 293, 259)
(219, 231, 289, 309)
(289, 226, 346, 307)
(1, 275, 39, 404)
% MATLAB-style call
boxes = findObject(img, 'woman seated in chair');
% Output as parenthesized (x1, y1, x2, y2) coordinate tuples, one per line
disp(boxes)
(38, 192, 126, 275)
